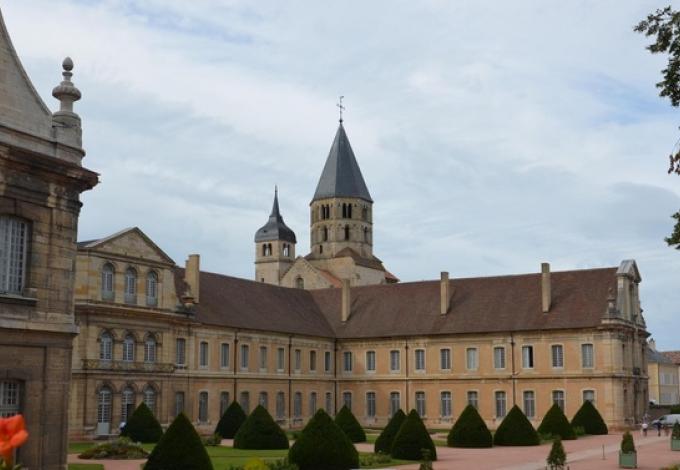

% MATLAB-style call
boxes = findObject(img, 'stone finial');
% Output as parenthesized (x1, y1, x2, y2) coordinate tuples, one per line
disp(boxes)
(52, 57, 82, 113)
(51, 56, 84, 152)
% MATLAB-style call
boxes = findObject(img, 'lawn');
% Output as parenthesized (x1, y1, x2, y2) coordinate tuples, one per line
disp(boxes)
(68, 465, 104, 470)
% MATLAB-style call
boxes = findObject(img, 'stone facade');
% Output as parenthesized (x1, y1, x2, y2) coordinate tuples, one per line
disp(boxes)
(0, 8, 97, 469)
(647, 343, 680, 405)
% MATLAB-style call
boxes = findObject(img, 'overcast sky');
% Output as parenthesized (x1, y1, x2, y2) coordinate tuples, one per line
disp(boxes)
(4, 1, 679, 348)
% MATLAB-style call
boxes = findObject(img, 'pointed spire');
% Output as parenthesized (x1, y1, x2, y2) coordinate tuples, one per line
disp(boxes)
(255, 187, 297, 243)
(270, 186, 281, 218)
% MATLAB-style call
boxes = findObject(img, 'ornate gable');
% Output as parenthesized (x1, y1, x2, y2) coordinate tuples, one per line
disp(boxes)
(78, 227, 174, 265)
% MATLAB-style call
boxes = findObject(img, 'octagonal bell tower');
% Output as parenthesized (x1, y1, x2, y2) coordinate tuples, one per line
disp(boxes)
(254, 188, 296, 284)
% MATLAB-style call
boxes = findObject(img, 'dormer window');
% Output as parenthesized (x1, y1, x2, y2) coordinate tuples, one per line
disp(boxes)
(146, 271, 158, 306)
(0, 215, 28, 295)
(124, 268, 137, 304)
(101, 263, 114, 301)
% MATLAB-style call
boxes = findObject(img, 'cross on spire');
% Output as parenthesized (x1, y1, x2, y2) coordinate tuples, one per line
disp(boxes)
(337, 95, 345, 123)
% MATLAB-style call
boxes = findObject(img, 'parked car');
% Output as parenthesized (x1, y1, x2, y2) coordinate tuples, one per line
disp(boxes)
(652, 415, 680, 427)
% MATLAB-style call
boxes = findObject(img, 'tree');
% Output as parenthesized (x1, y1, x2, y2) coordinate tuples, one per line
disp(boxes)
(145, 413, 213, 470)
(120, 402, 163, 443)
(620, 431, 636, 454)
(570, 400, 608, 435)
(288, 409, 359, 470)
(537, 404, 576, 440)
(493, 405, 540, 446)
(214, 401, 247, 439)
(233, 405, 289, 450)
(635, 6, 680, 247)
(546, 437, 567, 470)
(333, 406, 366, 443)
(390, 410, 437, 461)
(374, 409, 406, 454)
(447, 405, 493, 448)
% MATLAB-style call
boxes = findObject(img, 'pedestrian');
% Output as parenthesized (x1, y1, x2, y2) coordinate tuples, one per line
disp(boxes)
(655, 420, 662, 436)
(642, 421, 648, 437)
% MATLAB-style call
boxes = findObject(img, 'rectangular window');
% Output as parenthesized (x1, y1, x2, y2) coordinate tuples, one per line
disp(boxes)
(310, 351, 317, 372)
(415, 349, 426, 371)
(343, 352, 353, 372)
(294, 349, 302, 371)
(342, 392, 352, 411)
(240, 391, 250, 413)
(495, 391, 507, 418)
(440, 348, 451, 370)
(390, 350, 401, 372)
(581, 343, 594, 368)
(583, 390, 595, 403)
(199, 341, 208, 368)
(220, 343, 230, 369)
(466, 348, 478, 370)
(220, 391, 230, 417)
(276, 392, 285, 419)
(0, 216, 28, 294)
(552, 390, 565, 410)
(174, 392, 184, 417)
(440, 391, 452, 418)
(259, 391, 268, 410)
(308, 392, 317, 415)
(390, 392, 400, 417)
(294, 392, 302, 417)
(415, 391, 426, 417)
(176, 338, 186, 366)
(493, 346, 506, 369)
(522, 345, 534, 368)
(259, 346, 268, 371)
(366, 351, 376, 372)
(467, 391, 479, 409)
(324, 351, 332, 373)
(523, 391, 535, 418)
(0, 381, 20, 417)
(240, 344, 249, 370)
(366, 392, 376, 417)
(198, 391, 208, 422)
(552, 345, 564, 368)
(277, 347, 285, 371)
(325, 392, 333, 413)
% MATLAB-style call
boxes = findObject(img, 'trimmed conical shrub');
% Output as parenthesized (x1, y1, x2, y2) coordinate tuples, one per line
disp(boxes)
(288, 409, 359, 470)
(233, 405, 289, 450)
(145, 413, 213, 470)
(570, 400, 608, 435)
(334, 405, 366, 443)
(447, 404, 493, 448)
(546, 436, 566, 469)
(121, 402, 163, 443)
(391, 410, 437, 461)
(374, 409, 406, 454)
(493, 405, 540, 446)
(537, 403, 576, 440)
(215, 401, 247, 438)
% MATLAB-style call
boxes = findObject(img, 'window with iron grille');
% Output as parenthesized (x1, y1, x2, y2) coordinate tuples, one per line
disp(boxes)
(0, 381, 20, 417)
(0, 216, 28, 295)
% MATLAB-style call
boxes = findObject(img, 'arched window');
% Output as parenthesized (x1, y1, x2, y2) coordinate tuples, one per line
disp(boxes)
(0, 216, 28, 295)
(101, 263, 114, 301)
(96, 386, 112, 435)
(143, 386, 156, 415)
(263, 244, 272, 256)
(144, 335, 157, 363)
(146, 271, 158, 306)
(347, 204, 352, 219)
(122, 334, 135, 362)
(342, 203, 347, 218)
(124, 268, 137, 304)
(283, 244, 290, 257)
(295, 277, 304, 289)
(121, 386, 135, 423)
(99, 331, 113, 361)
(344, 225, 350, 241)
(362, 207, 368, 221)
(322, 227, 328, 242)
(363, 227, 369, 242)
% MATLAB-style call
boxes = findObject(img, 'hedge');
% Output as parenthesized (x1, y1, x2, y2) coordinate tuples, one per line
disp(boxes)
(374, 409, 406, 454)
(537, 403, 576, 440)
(447, 404, 493, 448)
(570, 400, 608, 435)
(233, 405, 289, 450)
(390, 409, 437, 461)
(493, 405, 540, 446)
(121, 402, 163, 443)
(334, 405, 366, 443)
(145, 413, 213, 470)
(215, 401, 247, 439)
(288, 409, 359, 470)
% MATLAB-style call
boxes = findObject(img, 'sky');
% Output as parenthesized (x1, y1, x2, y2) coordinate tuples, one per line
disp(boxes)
(3, 1, 679, 348)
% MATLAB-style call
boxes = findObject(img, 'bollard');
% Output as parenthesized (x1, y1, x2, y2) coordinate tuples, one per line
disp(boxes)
(602, 444, 605, 460)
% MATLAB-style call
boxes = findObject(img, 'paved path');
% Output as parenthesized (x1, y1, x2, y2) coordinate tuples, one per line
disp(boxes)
(67, 453, 146, 470)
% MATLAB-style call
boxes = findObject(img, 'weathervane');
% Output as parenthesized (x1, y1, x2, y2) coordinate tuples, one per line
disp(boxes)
(337, 95, 345, 123)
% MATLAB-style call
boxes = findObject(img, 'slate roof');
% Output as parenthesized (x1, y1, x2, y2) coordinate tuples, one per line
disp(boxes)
(312, 124, 373, 203)
(254, 189, 297, 243)
(177, 265, 618, 339)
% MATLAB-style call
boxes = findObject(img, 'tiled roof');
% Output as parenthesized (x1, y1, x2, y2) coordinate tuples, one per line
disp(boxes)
(648, 348, 674, 364)
(662, 351, 680, 365)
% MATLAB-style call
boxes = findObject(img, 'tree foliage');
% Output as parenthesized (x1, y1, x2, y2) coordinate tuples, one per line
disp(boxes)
(390, 410, 437, 461)
(145, 413, 213, 470)
(537, 404, 576, 440)
(215, 401, 247, 439)
(121, 402, 163, 443)
(493, 405, 540, 446)
(621, 431, 636, 454)
(233, 405, 289, 450)
(546, 437, 567, 469)
(333, 406, 366, 443)
(570, 400, 608, 435)
(665, 211, 680, 249)
(447, 405, 493, 448)
(374, 409, 406, 454)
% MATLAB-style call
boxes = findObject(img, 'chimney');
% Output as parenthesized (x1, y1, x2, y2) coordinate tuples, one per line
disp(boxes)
(185, 254, 200, 304)
(541, 262, 551, 313)
(440, 271, 450, 315)
(341, 279, 351, 322)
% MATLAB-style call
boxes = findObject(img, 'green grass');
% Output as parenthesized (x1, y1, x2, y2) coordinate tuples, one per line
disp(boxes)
(68, 465, 104, 470)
